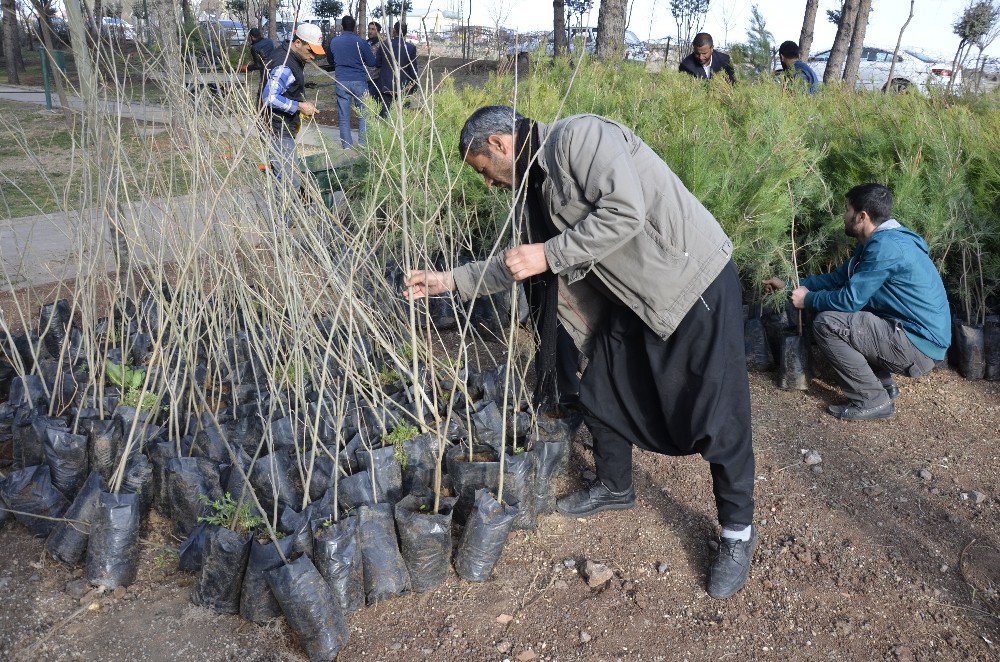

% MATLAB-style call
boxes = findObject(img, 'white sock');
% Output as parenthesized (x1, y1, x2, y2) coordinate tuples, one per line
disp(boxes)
(721, 524, 752, 542)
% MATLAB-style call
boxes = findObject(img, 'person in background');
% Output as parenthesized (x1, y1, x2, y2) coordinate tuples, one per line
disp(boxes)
(366, 22, 384, 105)
(246, 28, 275, 105)
(261, 23, 323, 192)
(777, 40, 819, 94)
(406, 106, 758, 600)
(678, 32, 735, 83)
(327, 15, 376, 148)
(366, 21, 383, 48)
(764, 184, 951, 421)
(374, 21, 418, 118)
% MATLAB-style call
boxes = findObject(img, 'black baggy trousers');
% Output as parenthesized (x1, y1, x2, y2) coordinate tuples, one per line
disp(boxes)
(579, 261, 755, 527)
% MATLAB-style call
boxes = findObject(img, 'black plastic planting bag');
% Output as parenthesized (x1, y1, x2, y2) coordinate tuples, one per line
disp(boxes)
(178, 521, 209, 572)
(241, 533, 302, 623)
(13, 414, 68, 470)
(85, 491, 142, 589)
(82, 418, 123, 484)
(46, 471, 105, 566)
(39, 299, 72, 359)
(445, 443, 500, 525)
(454, 489, 518, 582)
(221, 447, 255, 508)
(191, 524, 252, 614)
(121, 452, 153, 517)
(394, 493, 456, 593)
(248, 449, 300, 514)
(44, 428, 89, 499)
(744, 317, 775, 372)
(336, 470, 382, 511)
(953, 321, 985, 380)
(267, 555, 349, 662)
(312, 516, 365, 615)
(533, 438, 569, 516)
(192, 419, 231, 463)
(0, 465, 69, 536)
(985, 319, 1000, 381)
(357, 503, 411, 604)
(167, 456, 222, 538)
(148, 441, 178, 516)
(401, 434, 441, 494)
(355, 445, 403, 504)
(8, 374, 47, 408)
(303, 451, 335, 502)
(778, 333, 810, 391)
(504, 448, 537, 530)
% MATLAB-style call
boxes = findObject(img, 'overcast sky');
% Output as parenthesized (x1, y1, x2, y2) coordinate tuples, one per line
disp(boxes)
(462, 0, 1000, 61)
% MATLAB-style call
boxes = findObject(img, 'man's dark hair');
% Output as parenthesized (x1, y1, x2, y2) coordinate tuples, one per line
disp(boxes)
(341, 15, 356, 32)
(459, 105, 525, 158)
(778, 40, 800, 59)
(845, 183, 893, 225)
(394, 21, 407, 36)
(369, 21, 381, 31)
(692, 32, 713, 48)
(249, 27, 262, 41)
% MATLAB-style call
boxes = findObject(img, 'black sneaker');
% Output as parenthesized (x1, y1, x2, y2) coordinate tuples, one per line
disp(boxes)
(884, 383, 901, 401)
(826, 400, 894, 421)
(556, 481, 635, 518)
(707, 526, 759, 599)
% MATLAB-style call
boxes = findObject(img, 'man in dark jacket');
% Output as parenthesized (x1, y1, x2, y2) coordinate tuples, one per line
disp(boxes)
(374, 21, 418, 118)
(246, 28, 275, 106)
(765, 184, 951, 421)
(327, 15, 376, 148)
(406, 107, 758, 600)
(261, 23, 323, 191)
(679, 32, 735, 83)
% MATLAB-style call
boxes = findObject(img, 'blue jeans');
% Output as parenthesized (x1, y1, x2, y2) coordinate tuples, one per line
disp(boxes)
(336, 79, 368, 148)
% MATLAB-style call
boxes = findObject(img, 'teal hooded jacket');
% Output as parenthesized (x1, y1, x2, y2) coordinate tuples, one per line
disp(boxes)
(802, 221, 951, 360)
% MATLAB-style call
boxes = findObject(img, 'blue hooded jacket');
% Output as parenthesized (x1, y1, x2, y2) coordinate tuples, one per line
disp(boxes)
(802, 221, 951, 360)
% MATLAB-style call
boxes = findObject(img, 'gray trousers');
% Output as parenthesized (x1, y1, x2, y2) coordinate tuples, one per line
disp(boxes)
(813, 311, 936, 407)
(269, 133, 302, 192)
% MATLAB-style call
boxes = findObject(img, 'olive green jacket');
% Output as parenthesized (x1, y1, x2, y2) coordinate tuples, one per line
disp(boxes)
(453, 114, 733, 358)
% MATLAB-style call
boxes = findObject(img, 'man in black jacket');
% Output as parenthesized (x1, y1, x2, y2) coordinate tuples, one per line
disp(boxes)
(679, 32, 735, 83)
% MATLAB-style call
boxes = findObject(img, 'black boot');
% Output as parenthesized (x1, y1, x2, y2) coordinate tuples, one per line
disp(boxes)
(556, 480, 635, 518)
(707, 526, 758, 599)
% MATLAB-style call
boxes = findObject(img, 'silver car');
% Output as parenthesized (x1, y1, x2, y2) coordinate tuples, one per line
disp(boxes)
(808, 46, 960, 93)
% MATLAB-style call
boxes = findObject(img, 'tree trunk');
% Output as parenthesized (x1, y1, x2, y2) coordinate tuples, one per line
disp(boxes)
(13, 1, 25, 67)
(947, 41, 967, 94)
(885, 0, 914, 92)
(823, 0, 858, 84)
(32, 0, 71, 120)
(595, 0, 625, 60)
(553, 0, 567, 55)
(798, 0, 820, 60)
(841, 0, 871, 84)
(267, 0, 276, 40)
(2, 0, 19, 83)
(358, 0, 367, 34)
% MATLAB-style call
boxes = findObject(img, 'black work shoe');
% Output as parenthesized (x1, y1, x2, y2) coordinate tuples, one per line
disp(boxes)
(884, 383, 901, 401)
(707, 526, 759, 599)
(826, 399, 895, 421)
(556, 481, 635, 518)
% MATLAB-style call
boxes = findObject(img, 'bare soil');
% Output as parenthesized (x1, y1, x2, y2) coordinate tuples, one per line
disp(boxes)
(1, 364, 997, 662)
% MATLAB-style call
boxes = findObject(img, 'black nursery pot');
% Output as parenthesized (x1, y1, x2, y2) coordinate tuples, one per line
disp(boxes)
(984, 317, 1000, 381)
(241, 531, 309, 623)
(357, 503, 411, 604)
(46, 471, 105, 566)
(953, 320, 985, 380)
(85, 491, 142, 589)
(312, 515, 365, 615)
(0, 464, 69, 536)
(266, 555, 349, 662)
(744, 317, 775, 372)
(778, 333, 810, 391)
(191, 524, 252, 615)
(335, 469, 383, 511)
(355, 444, 404, 505)
(166, 456, 222, 538)
(43, 428, 89, 499)
(453, 488, 518, 583)
(445, 442, 500, 525)
(393, 492, 456, 593)
(248, 449, 301, 515)
(503, 445, 537, 531)
(81, 418, 123, 484)
(400, 434, 441, 495)
(533, 437, 569, 516)
(178, 522, 209, 572)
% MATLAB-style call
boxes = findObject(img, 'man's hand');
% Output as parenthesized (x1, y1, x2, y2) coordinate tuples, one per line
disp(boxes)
(299, 101, 318, 117)
(790, 286, 809, 310)
(762, 277, 786, 293)
(504, 243, 548, 281)
(405, 270, 455, 299)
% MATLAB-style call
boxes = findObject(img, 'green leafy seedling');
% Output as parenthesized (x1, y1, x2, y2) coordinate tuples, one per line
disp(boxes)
(197, 492, 263, 534)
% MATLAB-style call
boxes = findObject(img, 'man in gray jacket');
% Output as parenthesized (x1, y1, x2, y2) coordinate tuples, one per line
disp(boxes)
(406, 106, 757, 599)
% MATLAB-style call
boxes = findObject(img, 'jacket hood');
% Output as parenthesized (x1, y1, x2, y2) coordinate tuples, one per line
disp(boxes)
(870, 221, 930, 257)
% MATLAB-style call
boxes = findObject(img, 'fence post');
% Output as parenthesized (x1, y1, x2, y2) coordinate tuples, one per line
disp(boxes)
(41, 49, 53, 110)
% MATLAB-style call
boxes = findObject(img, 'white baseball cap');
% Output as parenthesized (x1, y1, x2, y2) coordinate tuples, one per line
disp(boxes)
(295, 23, 325, 55)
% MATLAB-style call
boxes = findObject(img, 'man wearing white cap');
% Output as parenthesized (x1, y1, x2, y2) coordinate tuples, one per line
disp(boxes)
(261, 22, 324, 192)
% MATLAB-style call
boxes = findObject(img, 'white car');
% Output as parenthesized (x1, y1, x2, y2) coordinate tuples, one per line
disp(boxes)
(808, 46, 960, 93)
(101, 17, 136, 42)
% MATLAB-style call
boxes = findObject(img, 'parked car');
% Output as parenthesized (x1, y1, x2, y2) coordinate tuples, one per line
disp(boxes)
(808, 46, 960, 93)
(101, 17, 136, 42)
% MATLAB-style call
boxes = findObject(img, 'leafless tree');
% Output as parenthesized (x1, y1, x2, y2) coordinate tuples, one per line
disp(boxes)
(2, 0, 21, 83)
(886, 0, 914, 91)
(553, 0, 567, 54)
